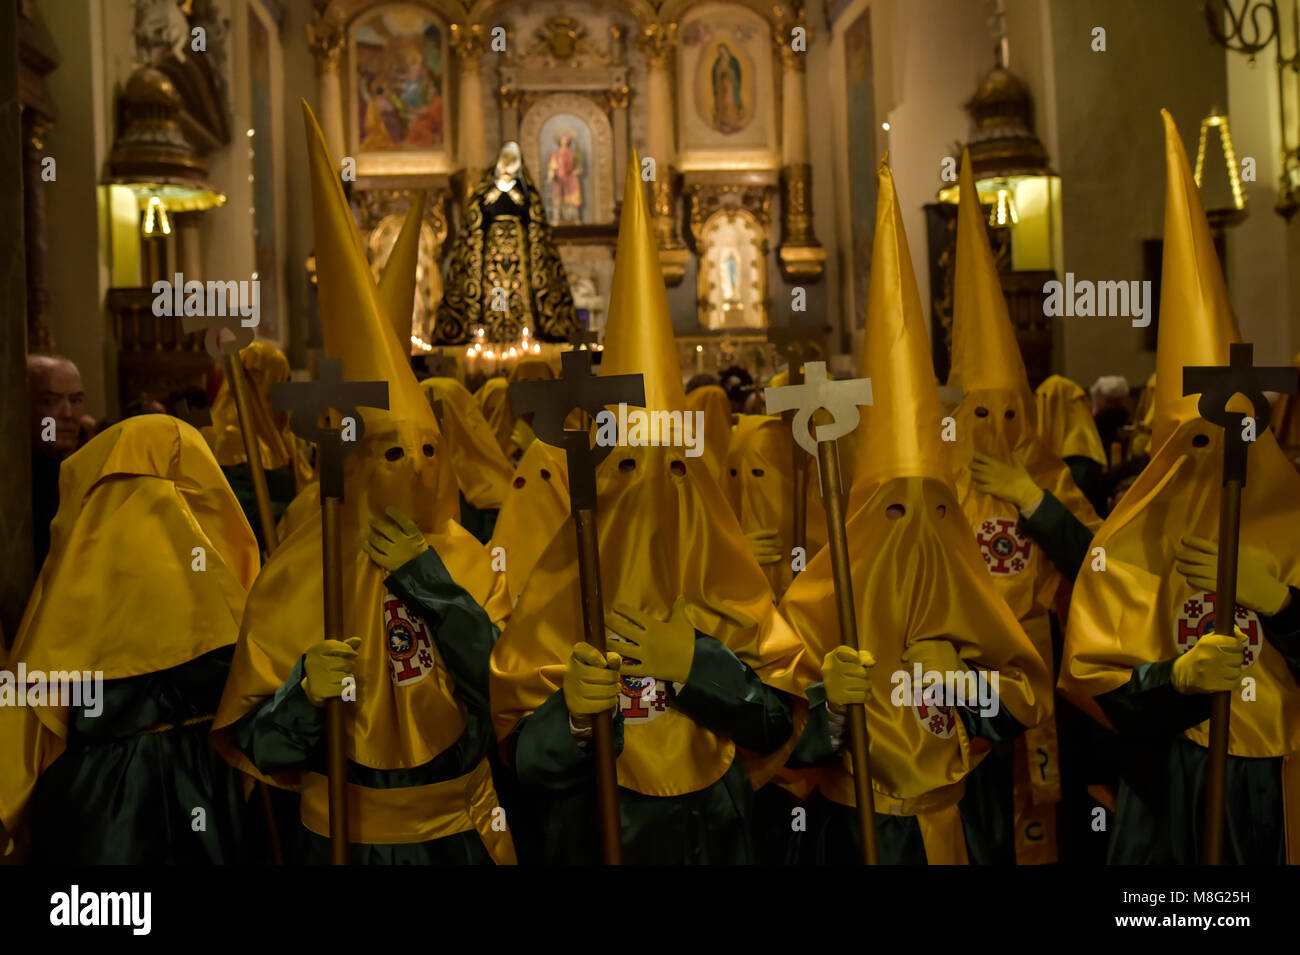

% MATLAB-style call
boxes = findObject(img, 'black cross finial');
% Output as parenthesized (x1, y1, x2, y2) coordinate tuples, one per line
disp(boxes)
(272, 357, 390, 499)
(509, 348, 644, 508)
(1184, 342, 1299, 484)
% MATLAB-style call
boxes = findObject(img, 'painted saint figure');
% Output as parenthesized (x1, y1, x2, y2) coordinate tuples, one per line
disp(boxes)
(545, 131, 584, 223)
(711, 43, 746, 133)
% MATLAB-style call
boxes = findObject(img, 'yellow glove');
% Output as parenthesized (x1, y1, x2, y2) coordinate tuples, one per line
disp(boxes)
(363, 505, 428, 573)
(510, 417, 537, 454)
(1174, 536, 1290, 616)
(901, 638, 964, 676)
(608, 596, 696, 685)
(821, 646, 876, 712)
(301, 637, 362, 707)
(1172, 628, 1249, 694)
(563, 641, 621, 716)
(745, 528, 783, 566)
(969, 453, 1044, 514)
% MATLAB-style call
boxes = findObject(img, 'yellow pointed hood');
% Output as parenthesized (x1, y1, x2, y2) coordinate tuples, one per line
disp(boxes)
(1152, 109, 1243, 450)
(600, 148, 685, 414)
(850, 160, 951, 509)
(948, 151, 1031, 397)
(377, 191, 427, 355)
(303, 101, 435, 440)
(1035, 374, 1107, 467)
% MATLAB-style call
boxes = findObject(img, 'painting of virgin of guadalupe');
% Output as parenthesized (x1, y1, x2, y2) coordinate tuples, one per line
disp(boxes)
(710, 44, 747, 133)
(352, 5, 445, 151)
(679, 14, 769, 154)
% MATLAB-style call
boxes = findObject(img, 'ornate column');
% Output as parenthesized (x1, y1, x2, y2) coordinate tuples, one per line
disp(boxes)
(306, 7, 347, 159)
(498, 85, 520, 146)
(638, 23, 687, 285)
(775, 21, 826, 282)
(22, 112, 53, 352)
(451, 24, 487, 198)
(609, 84, 629, 205)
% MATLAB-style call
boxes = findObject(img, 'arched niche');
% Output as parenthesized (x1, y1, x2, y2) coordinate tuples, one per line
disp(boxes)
(697, 207, 768, 330)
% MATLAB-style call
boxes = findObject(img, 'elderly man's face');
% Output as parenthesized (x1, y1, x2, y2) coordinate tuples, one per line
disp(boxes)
(29, 359, 85, 457)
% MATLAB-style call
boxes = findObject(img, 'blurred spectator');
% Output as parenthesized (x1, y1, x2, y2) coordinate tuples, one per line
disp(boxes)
(27, 354, 85, 571)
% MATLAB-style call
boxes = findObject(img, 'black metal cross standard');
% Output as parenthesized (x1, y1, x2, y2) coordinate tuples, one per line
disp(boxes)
(271, 357, 390, 498)
(509, 348, 643, 508)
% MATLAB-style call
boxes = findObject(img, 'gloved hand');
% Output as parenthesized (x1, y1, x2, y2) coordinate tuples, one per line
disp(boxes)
(1172, 627, 1250, 694)
(608, 596, 696, 685)
(301, 637, 362, 707)
(510, 417, 537, 454)
(1174, 536, 1290, 616)
(821, 646, 876, 713)
(563, 641, 621, 716)
(902, 638, 965, 676)
(969, 453, 1044, 514)
(745, 528, 783, 566)
(363, 505, 429, 573)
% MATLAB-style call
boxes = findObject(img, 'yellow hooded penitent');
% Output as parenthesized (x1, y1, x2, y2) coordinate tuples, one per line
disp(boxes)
(940, 151, 1100, 621)
(213, 104, 510, 804)
(1035, 375, 1107, 467)
(490, 152, 804, 796)
(377, 191, 426, 355)
(2, 416, 259, 847)
(422, 376, 514, 510)
(781, 161, 1048, 844)
(207, 341, 314, 488)
(686, 384, 733, 486)
(1062, 110, 1300, 762)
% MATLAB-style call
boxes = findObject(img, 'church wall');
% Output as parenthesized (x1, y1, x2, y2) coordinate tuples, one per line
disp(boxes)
(1039, 0, 1227, 389)
(40, 0, 122, 419)
(1225, 14, 1300, 366)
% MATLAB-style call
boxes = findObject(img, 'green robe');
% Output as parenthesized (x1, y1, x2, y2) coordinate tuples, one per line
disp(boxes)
(506, 634, 793, 864)
(787, 683, 1023, 864)
(458, 492, 499, 545)
(1095, 589, 1300, 865)
(28, 646, 253, 864)
(221, 462, 297, 551)
(230, 547, 505, 864)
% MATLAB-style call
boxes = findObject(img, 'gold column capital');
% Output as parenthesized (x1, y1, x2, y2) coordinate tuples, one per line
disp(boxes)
(773, 20, 811, 72)
(450, 23, 486, 66)
(306, 13, 345, 74)
(639, 23, 677, 70)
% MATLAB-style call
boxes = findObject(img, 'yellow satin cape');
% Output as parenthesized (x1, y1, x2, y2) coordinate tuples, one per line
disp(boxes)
(490, 445, 805, 795)
(207, 341, 314, 489)
(726, 414, 800, 598)
(421, 377, 514, 509)
(1036, 374, 1107, 467)
(1060, 422, 1300, 756)
(2, 415, 259, 847)
(213, 422, 512, 776)
(779, 476, 1050, 804)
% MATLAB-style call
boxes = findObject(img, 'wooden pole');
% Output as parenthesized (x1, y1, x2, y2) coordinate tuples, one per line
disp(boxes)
(223, 352, 279, 552)
(574, 506, 623, 864)
(321, 491, 349, 865)
(1202, 478, 1241, 865)
(816, 438, 879, 865)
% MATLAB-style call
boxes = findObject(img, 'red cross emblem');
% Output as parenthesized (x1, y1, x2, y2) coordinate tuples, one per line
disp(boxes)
(1175, 590, 1262, 666)
(383, 593, 437, 686)
(975, 517, 1032, 575)
(914, 699, 957, 738)
(616, 674, 673, 724)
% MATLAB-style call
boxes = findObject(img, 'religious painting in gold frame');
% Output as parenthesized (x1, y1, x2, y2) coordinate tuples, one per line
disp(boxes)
(677, 4, 778, 171)
(697, 208, 768, 330)
(347, 2, 453, 176)
(519, 93, 616, 227)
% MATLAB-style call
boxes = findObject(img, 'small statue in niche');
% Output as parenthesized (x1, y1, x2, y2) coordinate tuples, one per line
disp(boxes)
(435, 142, 578, 344)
